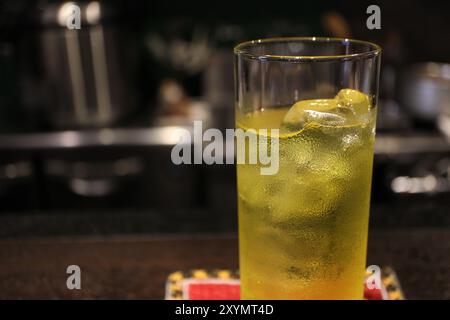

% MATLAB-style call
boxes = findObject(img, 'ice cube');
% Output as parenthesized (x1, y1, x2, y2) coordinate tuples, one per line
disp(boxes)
(282, 98, 350, 130)
(335, 89, 370, 116)
(283, 99, 337, 125)
(267, 172, 342, 224)
(302, 109, 347, 126)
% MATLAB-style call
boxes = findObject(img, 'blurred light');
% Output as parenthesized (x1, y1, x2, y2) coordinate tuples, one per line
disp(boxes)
(168, 127, 192, 145)
(437, 114, 450, 140)
(391, 176, 410, 193)
(99, 129, 114, 145)
(86, 1, 101, 24)
(423, 174, 438, 191)
(60, 132, 81, 147)
(391, 175, 438, 194)
(70, 178, 114, 197)
(57, 2, 78, 27)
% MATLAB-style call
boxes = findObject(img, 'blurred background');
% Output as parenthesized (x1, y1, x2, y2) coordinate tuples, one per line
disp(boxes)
(0, 0, 449, 235)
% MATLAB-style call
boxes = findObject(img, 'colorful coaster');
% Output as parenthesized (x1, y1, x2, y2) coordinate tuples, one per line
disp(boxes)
(166, 268, 404, 300)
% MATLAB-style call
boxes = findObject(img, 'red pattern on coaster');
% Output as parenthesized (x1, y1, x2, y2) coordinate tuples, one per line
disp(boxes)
(185, 281, 383, 300)
(188, 282, 241, 300)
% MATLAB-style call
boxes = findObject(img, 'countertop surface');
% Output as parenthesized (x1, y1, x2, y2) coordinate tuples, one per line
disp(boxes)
(0, 228, 449, 299)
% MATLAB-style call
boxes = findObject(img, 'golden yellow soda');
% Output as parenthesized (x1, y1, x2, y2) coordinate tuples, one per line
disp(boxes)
(236, 89, 376, 299)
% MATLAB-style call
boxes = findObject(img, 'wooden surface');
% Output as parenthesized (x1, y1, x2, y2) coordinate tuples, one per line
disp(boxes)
(0, 228, 448, 299)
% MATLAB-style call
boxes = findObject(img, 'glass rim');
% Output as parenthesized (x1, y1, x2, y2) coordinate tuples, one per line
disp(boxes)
(234, 37, 381, 62)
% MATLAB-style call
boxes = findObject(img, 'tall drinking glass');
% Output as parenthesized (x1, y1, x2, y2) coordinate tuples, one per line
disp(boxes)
(234, 37, 381, 299)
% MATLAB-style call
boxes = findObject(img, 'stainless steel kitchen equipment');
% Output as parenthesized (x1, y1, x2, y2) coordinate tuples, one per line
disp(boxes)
(399, 62, 450, 123)
(39, 1, 136, 129)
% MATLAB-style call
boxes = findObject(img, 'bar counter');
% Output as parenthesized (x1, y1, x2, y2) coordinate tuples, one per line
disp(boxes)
(0, 228, 448, 299)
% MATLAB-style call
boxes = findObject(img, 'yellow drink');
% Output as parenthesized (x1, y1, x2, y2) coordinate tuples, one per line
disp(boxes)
(237, 90, 376, 299)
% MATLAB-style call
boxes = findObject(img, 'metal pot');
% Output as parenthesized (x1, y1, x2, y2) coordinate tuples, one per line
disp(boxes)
(399, 62, 450, 122)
